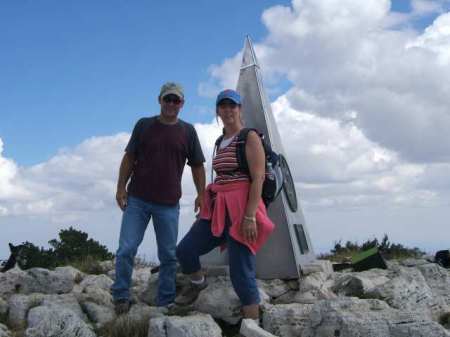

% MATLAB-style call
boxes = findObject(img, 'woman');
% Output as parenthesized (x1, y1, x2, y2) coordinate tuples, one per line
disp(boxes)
(175, 89, 275, 320)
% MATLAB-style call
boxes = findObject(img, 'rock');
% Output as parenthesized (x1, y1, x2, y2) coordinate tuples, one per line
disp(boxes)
(274, 272, 336, 304)
(416, 263, 450, 306)
(0, 268, 34, 297)
(257, 279, 290, 299)
(25, 268, 74, 294)
(0, 323, 11, 337)
(7, 294, 44, 329)
(79, 274, 113, 291)
(76, 284, 113, 308)
(137, 273, 159, 306)
(82, 301, 114, 327)
(25, 305, 96, 337)
(148, 313, 222, 337)
(54, 266, 84, 284)
(98, 260, 114, 273)
(193, 276, 269, 324)
(240, 319, 277, 337)
(301, 260, 333, 276)
(302, 298, 450, 337)
(262, 303, 314, 337)
(41, 293, 86, 320)
(132, 267, 152, 286)
(368, 265, 447, 321)
(400, 258, 430, 267)
(332, 269, 390, 297)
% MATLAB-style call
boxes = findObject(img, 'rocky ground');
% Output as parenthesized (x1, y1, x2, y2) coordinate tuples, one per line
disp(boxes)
(0, 258, 449, 337)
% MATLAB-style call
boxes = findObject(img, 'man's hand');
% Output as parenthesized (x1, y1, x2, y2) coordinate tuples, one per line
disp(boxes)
(116, 188, 128, 211)
(194, 194, 204, 215)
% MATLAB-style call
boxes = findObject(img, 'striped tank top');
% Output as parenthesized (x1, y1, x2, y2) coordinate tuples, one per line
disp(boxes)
(212, 135, 250, 184)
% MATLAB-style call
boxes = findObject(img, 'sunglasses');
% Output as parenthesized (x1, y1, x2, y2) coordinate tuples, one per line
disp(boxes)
(163, 95, 182, 105)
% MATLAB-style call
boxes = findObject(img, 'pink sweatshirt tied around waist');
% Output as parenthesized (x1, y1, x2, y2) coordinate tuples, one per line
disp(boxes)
(199, 181, 275, 254)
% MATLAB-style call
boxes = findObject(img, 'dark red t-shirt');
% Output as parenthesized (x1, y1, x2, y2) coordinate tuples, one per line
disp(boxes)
(125, 117, 205, 205)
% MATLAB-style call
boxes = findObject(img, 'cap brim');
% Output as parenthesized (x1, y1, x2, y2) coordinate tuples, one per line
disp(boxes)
(161, 90, 184, 99)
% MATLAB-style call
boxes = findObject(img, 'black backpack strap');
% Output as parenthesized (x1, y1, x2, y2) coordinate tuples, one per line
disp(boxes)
(236, 128, 261, 173)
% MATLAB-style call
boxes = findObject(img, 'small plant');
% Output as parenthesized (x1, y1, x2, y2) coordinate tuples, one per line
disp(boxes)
(320, 234, 426, 261)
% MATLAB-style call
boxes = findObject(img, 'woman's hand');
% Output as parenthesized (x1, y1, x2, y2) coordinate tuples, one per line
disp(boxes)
(241, 216, 258, 243)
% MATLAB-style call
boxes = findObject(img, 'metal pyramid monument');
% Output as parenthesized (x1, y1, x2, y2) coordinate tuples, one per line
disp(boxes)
(201, 36, 316, 279)
(237, 36, 315, 279)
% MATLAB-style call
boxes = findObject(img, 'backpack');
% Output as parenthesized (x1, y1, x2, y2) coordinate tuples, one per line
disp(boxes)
(213, 128, 284, 207)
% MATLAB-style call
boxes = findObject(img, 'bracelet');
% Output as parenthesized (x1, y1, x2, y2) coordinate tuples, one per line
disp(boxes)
(244, 215, 256, 222)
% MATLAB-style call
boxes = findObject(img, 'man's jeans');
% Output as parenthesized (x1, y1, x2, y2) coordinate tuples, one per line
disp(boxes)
(111, 196, 179, 306)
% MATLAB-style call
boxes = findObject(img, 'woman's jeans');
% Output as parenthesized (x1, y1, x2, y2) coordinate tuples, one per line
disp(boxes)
(111, 196, 179, 306)
(176, 218, 260, 306)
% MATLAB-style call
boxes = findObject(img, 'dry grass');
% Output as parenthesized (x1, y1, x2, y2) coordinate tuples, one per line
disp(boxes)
(97, 316, 149, 337)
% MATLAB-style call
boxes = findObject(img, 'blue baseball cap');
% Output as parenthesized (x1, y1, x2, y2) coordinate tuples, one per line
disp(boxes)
(216, 89, 241, 105)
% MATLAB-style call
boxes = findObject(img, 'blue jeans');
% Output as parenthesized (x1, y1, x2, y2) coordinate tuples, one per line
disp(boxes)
(111, 196, 179, 306)
(176, 218, 260, 306)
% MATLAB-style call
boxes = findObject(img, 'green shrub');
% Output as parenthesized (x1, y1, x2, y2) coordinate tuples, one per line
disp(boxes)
(320, 234, 425, 261)
(13, 226, 113, 270)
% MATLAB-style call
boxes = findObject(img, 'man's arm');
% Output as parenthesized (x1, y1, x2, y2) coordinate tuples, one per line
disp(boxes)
(116, 152, 135, 211)
(191, 164, 206, 213)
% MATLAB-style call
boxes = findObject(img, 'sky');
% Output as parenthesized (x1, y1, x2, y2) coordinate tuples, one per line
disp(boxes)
(1, 0, 450, 261)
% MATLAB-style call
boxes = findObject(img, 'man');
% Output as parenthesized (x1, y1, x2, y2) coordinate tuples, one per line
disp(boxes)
(111, 82, 206, 314)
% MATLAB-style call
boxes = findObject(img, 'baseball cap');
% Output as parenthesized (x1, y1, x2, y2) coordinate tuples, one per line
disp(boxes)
(159, 82, 184, 99)
(216, 89, 241, 105)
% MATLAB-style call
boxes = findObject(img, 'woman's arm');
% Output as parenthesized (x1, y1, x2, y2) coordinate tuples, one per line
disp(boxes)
(242, 131, 266, 242)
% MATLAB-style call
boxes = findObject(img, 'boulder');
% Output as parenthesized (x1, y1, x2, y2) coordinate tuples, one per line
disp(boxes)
(54, 266, 84, 284)
(82, 301, 114, 328)
(302, 298, 450, 337)
(240, 318, 277, 337)
(25, 305, 96, 337)
(7, 294, 44, 329)
(193, 276, 268, 324)
(274, 272, 336, 304)
(262, 303, 314, 337)
(25, 268, 73, 294)
(0, 323, 11, 337)
(0, 268, 34, 298)
(78, 274, 113, 291)
(148, 313, 222, 337)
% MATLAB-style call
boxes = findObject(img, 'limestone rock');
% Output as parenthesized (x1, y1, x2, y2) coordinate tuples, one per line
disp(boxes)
(79, 274, 113, 291)
(332, 269, 390, 297)
(82, 301, 114, 327)
(25, 305, 96, 337)
(257, 279, 290, 299)
(54, 266, 84, 284)
(240, 319, 277, 337)
(148, 313, 222, 337)
(7, 294, 44, 329)
(0, 323, 11, 337)
(25, 268, 74, 294)
(262, 303, 314, 337)
(0, 268, 34, 298)
(193, 276, 268, 324)
(302, 298, 450, 337)
(274, 272, 336, 304)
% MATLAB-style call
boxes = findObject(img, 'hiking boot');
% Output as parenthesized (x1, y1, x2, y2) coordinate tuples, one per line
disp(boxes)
(174, 278, 208, 306)
(114, 299, 131, 315)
